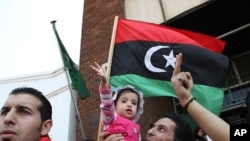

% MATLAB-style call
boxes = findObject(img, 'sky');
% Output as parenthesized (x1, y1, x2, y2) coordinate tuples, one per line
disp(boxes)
(0, 0, 84, 79)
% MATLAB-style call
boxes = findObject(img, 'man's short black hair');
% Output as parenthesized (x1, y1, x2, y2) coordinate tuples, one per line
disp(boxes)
(160, 113, 193, 141)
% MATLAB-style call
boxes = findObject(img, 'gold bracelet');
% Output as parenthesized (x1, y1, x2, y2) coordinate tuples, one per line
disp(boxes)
(184, 97, 196, 110)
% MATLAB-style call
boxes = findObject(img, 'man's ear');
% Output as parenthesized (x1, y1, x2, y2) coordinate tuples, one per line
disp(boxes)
(41, 119, 53, 135)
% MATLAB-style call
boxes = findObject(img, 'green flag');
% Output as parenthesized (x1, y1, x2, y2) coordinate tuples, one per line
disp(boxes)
(51, 21, 90, 99)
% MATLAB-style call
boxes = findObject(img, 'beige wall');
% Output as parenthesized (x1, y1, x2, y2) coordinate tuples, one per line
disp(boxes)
(124, 0, 210, 23)
(124, 0, 164, 23)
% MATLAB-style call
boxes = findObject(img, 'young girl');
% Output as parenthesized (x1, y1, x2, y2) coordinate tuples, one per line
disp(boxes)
(91, 62, 144, 141)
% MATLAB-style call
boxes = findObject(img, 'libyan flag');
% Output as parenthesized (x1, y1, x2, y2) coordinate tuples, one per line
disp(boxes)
(109, 18, 229, 117)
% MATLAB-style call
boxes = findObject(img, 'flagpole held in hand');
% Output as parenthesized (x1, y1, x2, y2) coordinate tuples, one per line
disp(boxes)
(97, 16, 119, 141)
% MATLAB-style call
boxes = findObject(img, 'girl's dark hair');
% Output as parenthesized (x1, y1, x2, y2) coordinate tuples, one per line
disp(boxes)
(113, 88, 140, 110)
(10, 87, 52, 122)
(112, 85, 144, 122)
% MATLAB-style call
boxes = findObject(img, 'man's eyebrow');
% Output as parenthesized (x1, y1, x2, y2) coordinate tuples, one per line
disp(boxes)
(0, 106, 10, 115)
(156, 123, 168, 129)
(0, 105, 11, 110)
(16, 104, 33, 110)
(0, 106, 8, 111)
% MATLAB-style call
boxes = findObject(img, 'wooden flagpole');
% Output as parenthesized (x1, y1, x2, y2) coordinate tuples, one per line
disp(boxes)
(106, 16, 119, 77)
(97, 16, 119, 141)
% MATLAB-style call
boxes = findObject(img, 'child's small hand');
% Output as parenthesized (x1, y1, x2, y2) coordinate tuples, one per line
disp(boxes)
(90, 62, 108, 84)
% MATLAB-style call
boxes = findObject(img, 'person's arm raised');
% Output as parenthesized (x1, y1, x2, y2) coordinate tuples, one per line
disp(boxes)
(171, 53, 229, 141)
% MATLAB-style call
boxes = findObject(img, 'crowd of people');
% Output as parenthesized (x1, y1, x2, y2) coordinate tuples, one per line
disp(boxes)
(99, 53, 229, 141)
(0, 53, 230, 141)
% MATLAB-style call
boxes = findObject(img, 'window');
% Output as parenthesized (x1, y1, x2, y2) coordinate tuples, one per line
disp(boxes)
(223, 52, 250, 109)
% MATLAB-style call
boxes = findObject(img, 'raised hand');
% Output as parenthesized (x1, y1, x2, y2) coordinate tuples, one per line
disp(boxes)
(171, 53, 193, 106)
(90, 62, 108, 88)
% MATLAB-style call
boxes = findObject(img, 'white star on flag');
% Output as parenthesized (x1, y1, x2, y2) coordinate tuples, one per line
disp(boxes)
(163, 50, 176, 68)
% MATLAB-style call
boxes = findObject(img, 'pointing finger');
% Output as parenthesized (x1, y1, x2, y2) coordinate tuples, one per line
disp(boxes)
(173, 53, 183, 76)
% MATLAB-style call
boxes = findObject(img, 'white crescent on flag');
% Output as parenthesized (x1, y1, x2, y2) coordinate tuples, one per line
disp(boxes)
(144, 45, 176, 73)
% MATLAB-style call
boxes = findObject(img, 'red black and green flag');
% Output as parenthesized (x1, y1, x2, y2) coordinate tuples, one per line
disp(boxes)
(109, 18, 229, 117)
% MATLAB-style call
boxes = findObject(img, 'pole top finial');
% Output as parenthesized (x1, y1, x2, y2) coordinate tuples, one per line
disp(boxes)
(50, 20, 57, 25)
